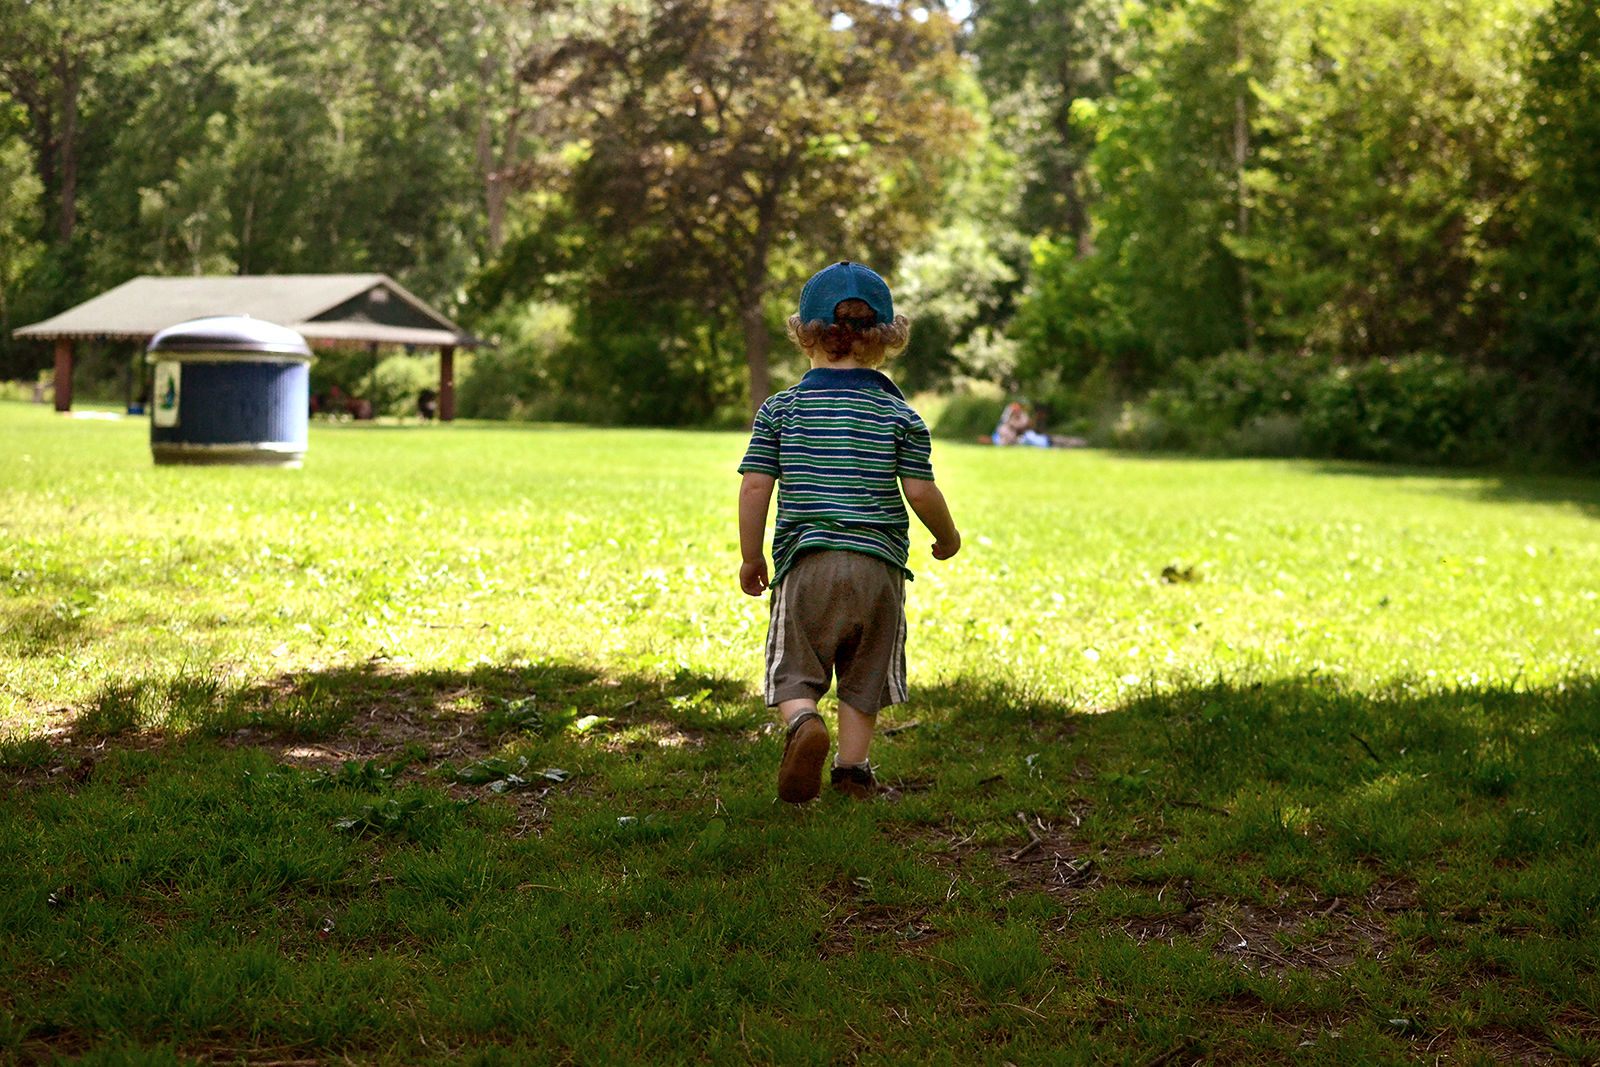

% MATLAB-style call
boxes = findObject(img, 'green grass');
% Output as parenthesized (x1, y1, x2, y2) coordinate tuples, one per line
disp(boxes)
(2, 400, 1599, 1065)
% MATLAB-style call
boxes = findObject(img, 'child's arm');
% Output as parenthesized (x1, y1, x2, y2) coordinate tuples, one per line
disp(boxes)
(901, 478, 960, 560)
(738, 472, 777, 595)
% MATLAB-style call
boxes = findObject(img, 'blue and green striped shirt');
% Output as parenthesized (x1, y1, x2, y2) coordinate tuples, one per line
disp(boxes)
(739, 368, 936, 584)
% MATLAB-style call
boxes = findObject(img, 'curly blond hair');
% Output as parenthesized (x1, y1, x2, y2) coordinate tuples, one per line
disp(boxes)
(786, 298, 910, 368)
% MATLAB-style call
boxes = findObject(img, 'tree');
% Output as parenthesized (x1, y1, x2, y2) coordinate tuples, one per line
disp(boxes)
(1012, 0, 1529, 395)
(0, 131, 44, 340)
(0, 0, 166, 247)
(536, 0, 973, 414)
(1502, 0, 1600, 462)
(970, 0, 1126, 255)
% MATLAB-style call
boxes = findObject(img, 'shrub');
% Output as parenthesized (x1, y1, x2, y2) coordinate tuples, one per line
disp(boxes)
(457, 302, 573, 421)
(364, 352, 440, 418)
(1302, 354, 1513, 465)
(1126, 350, 1321, 454)
(933, 393, 1004, 441)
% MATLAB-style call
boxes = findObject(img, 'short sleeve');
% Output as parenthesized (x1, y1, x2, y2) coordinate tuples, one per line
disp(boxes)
(896, 412, 935, 481)
(738, 399, 782, 476)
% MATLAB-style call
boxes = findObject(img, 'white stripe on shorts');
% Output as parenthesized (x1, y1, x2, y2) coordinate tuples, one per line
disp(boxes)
(890, 587, 907, 704)
(765, 576, 788, 702)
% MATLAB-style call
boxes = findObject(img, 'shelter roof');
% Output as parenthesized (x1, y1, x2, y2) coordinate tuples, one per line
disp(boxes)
(12, 275, 484, 349)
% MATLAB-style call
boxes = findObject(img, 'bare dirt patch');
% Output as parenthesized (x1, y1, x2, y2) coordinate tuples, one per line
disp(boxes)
(813, 879, 943, 959)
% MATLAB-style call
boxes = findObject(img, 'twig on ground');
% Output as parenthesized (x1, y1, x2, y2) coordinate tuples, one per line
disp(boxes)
(1009, 811, 1044, 861)
(880, 720, 922, 735)
(1351, 733, 1382, 762)
(1140, 1035, 1204, 1067)
(1166, 798, 1232, 817)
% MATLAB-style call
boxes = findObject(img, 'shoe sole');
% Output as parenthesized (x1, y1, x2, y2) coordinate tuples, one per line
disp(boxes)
(777, 718, 829, 803)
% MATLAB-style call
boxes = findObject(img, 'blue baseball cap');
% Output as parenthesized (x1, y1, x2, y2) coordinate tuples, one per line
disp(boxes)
(797, 261, 895, 327)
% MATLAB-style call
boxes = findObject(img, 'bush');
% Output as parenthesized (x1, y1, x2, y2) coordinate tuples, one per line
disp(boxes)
(457, 302, 572, 421)
(1120, 350, 1322, 454)
(1302, 354, 1513, 465)
(933, 393, 1004, 441)
(364, 352, 440, 418)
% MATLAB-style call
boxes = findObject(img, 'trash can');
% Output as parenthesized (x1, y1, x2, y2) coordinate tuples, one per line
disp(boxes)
(147, 316, 313, 467)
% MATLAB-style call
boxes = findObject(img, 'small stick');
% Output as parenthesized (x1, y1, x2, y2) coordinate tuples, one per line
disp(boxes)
(1166, 798, 1231, 817)
(1009, 811, 1044, 861)
(880, 719, 922, 735)
(1141, 1044, 1190, 1067)
(1351, 733, 1382, 762)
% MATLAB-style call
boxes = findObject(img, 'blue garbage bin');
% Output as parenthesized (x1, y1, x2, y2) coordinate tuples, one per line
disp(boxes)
(147, 316, 313, 467)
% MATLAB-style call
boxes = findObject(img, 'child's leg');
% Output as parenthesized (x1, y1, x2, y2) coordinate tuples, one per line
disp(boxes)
(776, 696, 830, 804)
(777, 697, 820, 726)
(834, 700, 874, 765)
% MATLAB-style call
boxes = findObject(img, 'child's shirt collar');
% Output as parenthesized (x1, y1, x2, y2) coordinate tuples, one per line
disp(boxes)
(794, 367, 907, 401)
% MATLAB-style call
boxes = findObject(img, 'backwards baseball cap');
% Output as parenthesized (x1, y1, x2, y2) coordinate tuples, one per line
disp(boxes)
(798, 261, 895, 327)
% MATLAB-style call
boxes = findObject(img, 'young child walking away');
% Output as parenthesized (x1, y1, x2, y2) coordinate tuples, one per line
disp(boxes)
(737, 261, 961, 803)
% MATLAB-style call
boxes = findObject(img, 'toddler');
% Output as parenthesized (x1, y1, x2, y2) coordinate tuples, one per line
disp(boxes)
(737, 261, 961, 802)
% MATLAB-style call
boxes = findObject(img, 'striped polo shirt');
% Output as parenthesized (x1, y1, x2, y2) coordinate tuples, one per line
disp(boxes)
(738, 367, 936, 584)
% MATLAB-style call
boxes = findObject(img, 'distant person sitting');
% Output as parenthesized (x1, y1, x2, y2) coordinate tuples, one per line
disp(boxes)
(417, 389, 439, 420)
(992, 401, 1087, 448)
(993, 401, 1052, 447)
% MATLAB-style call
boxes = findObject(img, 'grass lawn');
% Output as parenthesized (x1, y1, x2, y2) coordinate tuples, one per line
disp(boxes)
(2, 400, 1599, 1065)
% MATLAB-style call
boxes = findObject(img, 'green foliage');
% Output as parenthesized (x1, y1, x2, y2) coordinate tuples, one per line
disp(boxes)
(0, 134, 43, 338)
(1104, 351, 1517, 463)
(895, 220, 1022, 392)
(931, 392, 1004, 442)
(1010, 236, 1154, 389)
(479, 0, 973, 414)
(363, 353, 440, 419)
(456, 303, 572, 421)
(1501, 0, 1600, 463)
(999, 0, 1595, 464)
(970, 0, 1126, 246)
(1301, 355, 1514, 465)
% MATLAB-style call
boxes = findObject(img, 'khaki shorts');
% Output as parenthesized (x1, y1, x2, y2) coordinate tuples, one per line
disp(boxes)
(765, 549, 907, 715)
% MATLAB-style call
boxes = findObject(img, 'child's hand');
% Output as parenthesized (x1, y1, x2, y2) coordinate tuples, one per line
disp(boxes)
(739, 557, 770, 596)
(931, 534, 960, 560)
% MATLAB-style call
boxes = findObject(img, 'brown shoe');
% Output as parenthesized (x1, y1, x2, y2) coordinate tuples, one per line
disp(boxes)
(830, 762, 877, 800)
(777, 711, 829, 803)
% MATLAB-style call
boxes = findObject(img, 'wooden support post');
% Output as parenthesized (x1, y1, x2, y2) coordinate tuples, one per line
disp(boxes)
(439, 345, 455, 422)
(53, 338, 74, 412)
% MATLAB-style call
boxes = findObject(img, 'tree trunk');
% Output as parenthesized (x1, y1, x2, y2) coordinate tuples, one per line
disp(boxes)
(741, 299, 772, 418)
(1233, 29, 1256, 351)
(1049, 46, 1096, 259)
(56, 48, 78, 244)
(741, 181, 791, 417)
(477, 50, 523, 252)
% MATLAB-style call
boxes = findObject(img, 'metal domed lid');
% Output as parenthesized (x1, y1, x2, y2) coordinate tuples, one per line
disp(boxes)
(148, 316, 312, 357)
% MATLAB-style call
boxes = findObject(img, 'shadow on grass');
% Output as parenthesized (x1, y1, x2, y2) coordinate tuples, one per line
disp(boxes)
(0, 599, 95, 658)
(51, 657, 765, 746)
(20, 664, 1598, 890)
(1305, 458, 1600, 518)
(4, 666, 1600, 1066)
